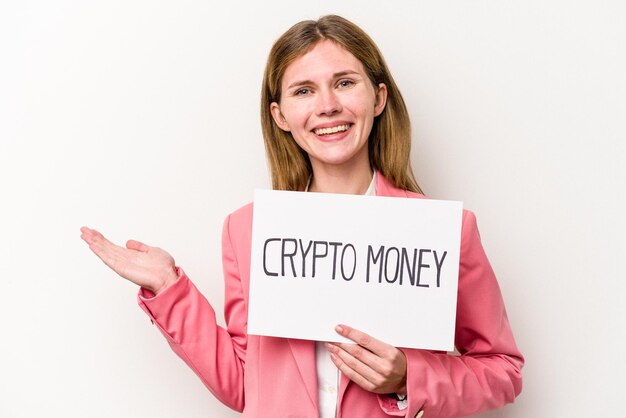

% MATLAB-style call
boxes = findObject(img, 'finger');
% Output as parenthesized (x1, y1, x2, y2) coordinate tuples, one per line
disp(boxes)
(80, 227, 111, 247)
(327, 340, 379, 371)
(81, 230, 129, 272)
(87, 234, 121, 259)
(80, 226, 100, 244)
(334, 325, 407, 380)
(126, 239, 149, 252)
(326, 342, 382, 387)
(88, 238, 125, 269)
(328, 351, 378, 393)
(335, 324, 392, 358)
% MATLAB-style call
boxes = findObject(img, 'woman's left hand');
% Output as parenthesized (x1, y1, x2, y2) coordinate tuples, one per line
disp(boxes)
(326, 324, 407, 395)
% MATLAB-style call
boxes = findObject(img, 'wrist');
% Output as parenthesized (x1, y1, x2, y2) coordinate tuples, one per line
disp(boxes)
(152, 266, 179, 295)
(394, 368, 407, 395)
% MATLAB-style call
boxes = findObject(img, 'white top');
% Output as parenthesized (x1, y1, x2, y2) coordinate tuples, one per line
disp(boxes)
(314, 173, 377, 418)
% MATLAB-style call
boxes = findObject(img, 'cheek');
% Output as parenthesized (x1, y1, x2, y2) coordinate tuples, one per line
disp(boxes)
(280, 103, 312, 131)
(354, 103, 377, 127)
(347, 92, 377, 118)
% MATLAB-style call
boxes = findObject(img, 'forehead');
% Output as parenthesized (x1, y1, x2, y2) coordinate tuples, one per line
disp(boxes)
(282, 40, 367, 86)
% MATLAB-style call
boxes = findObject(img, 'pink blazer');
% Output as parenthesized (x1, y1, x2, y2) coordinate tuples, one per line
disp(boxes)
(138, 172, 523, 418)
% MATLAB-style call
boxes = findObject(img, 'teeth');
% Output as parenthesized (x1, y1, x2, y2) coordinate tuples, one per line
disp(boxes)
(314, 124, 350, 135)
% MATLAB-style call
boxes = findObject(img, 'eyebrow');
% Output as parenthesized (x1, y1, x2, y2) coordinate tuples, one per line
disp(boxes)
(286, 70, 361, 90)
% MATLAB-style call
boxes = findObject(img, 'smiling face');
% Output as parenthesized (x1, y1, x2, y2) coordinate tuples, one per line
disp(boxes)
(270, 40, 387, 176)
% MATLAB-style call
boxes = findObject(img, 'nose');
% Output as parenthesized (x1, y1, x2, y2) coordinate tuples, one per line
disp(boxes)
(315, 88, 342, 116)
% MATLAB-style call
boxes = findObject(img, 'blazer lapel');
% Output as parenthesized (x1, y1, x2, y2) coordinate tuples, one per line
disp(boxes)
(287, 338, 318, 408)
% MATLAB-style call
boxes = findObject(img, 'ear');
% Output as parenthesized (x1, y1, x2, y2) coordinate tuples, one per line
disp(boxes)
(270, 102, 291, 132)
(374, 83, 388, 117)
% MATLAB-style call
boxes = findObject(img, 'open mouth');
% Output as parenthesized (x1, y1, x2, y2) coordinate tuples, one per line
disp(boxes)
(313, 124, 351, 136)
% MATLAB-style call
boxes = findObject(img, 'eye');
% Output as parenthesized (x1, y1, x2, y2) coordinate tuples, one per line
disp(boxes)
(294, 88, 311, 96)
(337, 79, 355, 88)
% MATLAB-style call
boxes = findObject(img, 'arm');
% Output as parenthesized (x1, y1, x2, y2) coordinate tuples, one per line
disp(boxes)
(137, 213, 248, 411)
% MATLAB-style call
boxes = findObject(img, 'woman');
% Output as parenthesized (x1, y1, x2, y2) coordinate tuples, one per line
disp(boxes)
(81, 15, 523, 418)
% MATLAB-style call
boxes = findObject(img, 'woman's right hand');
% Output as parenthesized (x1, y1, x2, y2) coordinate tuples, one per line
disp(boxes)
(80, 226, 178, 295)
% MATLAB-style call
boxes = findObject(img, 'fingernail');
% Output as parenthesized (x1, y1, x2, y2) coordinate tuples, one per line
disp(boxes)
(335, 325, 344, 334)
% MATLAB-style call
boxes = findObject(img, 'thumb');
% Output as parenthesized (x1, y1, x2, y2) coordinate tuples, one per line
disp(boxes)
(126, 239, 149, 252)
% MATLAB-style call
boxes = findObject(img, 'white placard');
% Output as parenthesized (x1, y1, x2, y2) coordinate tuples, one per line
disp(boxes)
(248, 190, 463, 351)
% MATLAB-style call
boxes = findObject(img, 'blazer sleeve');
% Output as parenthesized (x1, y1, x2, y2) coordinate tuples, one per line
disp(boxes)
(379, 210, 524, 418)
(136, 213, 247, 412)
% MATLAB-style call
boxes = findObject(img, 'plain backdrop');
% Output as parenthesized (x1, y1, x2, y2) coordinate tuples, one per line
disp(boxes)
(1, 1, 624, 417)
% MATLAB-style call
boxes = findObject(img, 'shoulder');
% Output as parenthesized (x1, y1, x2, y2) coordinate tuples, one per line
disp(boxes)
(222, 202, 254, 247)
(401, 189, 478, 238)
(403, 190, 428, 199)
(375, 172, 427, 199)
(378, 173, 478, 240)
(229, 201, 254, 224)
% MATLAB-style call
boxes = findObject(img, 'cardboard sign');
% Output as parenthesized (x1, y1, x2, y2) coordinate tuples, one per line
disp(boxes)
(248, 190, 463, 351)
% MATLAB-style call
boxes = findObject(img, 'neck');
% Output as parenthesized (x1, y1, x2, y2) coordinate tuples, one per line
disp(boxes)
(308, 161, 373, 195)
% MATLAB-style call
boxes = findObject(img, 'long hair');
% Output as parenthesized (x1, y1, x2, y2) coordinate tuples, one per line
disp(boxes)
(261, 15, 423, 193)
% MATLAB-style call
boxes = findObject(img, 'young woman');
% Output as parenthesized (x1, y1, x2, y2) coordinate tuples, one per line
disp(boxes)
(81, 15, 523, 418)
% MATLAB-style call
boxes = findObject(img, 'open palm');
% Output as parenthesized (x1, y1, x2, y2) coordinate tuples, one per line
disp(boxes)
(80, 226, 178, 294)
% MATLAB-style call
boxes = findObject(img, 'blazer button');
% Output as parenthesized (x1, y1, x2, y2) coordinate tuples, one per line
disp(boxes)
(414, 411, 424, 418)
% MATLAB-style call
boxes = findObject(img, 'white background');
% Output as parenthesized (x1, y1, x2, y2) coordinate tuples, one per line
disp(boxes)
(1, 1, 624, 417)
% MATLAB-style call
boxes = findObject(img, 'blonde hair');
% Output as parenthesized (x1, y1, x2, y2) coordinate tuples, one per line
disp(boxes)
(261, 15, 423, 193)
